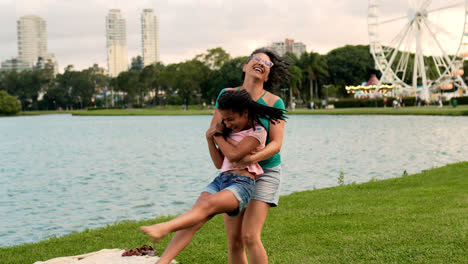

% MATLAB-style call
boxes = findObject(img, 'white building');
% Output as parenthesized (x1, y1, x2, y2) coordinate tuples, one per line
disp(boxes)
(270, 38, 307, 58)
(141, 9, 160, 66)
(106, 9, 128, 77)
(17, 15, 48, 67)
(35, 54, 59, 75)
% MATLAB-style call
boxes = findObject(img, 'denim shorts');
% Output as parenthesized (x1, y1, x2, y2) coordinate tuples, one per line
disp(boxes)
(203, 172, 255, 217)
(252, 165, 281, 207)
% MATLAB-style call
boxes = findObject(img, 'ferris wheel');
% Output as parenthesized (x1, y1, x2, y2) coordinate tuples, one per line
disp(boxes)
(368, 0, 468, 100)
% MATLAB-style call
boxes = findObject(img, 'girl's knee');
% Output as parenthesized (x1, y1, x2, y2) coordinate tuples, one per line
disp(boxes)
(227, 236, 245, 251)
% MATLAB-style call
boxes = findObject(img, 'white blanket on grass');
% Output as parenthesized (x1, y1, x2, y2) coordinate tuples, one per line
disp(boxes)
(33, 249, 178, 264)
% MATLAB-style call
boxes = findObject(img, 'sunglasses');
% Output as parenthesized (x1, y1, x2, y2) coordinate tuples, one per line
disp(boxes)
(251, 55, 274, 68)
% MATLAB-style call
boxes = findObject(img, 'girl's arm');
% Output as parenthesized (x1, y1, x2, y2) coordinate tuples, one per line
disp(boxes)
(213, 133, 260, 163)
(232, 119, 285, 167)
(206, 125, 224, 169)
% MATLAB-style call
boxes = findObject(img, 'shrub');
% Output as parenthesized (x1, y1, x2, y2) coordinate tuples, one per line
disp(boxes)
(450, 96, 468, 105)
(0, 90, 21, 115)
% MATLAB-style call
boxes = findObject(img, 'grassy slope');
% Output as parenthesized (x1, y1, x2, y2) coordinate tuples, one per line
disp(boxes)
(0, 162, 467, 264)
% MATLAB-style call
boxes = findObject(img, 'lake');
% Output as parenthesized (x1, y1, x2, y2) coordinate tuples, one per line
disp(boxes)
(0, 114, 467, 247)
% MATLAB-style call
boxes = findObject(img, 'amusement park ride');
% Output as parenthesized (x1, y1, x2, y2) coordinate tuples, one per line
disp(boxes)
(368, 0, 468, 100)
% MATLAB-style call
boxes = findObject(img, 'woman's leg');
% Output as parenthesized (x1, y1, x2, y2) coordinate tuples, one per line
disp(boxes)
(242, 200, 270, 264)
(141, 190, 238, 242)
(156, 193, 214, 264)
(224, 211, 248, 264)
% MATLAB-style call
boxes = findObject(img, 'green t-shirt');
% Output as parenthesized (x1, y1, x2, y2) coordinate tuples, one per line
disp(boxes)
(215, 88, 285, 169)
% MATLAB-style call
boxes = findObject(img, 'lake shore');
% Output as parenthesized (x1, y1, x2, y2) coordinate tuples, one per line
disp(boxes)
(1, 161, 466, 264)
(16, 105, 468, 116)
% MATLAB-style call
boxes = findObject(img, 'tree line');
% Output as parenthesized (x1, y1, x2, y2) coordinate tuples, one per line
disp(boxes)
(0, 45, 383, 111)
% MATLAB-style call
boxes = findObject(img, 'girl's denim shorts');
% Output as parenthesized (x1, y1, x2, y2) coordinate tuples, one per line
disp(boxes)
(203, 172, 255, 217)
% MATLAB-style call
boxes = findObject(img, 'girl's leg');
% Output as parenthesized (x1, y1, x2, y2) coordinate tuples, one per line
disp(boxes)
(156, 193, 214, 264)
(156, 218, 210, 264)
(224, 211, 248, 264)
(242, 200, 270, 264)
(141, 190, 238, 242)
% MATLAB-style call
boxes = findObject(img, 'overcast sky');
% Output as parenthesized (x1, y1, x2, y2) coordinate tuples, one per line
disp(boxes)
(0, 0, 463, 72)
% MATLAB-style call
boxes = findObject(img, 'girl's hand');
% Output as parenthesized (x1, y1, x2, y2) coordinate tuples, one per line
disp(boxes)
(215, 122, 225, 133)
(206, 126, 217, 139)
(206, 122, 224, 138)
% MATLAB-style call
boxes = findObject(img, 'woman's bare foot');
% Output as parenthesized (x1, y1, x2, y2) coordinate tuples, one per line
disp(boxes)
(140, 224, 169, 243)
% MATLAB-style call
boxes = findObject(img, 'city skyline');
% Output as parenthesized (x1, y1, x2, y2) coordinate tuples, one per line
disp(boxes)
(0, 0, 463, 73)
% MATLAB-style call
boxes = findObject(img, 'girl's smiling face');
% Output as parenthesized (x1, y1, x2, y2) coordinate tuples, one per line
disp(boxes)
(219, 109, 250, 132)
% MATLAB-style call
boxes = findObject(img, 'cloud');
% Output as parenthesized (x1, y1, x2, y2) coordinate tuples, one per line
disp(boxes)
(2, 0, 463, 72)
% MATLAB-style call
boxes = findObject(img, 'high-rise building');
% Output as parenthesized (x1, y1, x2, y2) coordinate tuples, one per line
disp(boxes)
(15, 15, 59, 73)
(106, 9, 128, 77)
(141, 9, 160, 66)
(17, 15, 48, 67)
(270, 39, 307, 58)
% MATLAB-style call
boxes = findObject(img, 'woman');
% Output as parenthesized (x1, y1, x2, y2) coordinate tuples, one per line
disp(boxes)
(216, 48, 292, 264)
(154, 48, 291, 264)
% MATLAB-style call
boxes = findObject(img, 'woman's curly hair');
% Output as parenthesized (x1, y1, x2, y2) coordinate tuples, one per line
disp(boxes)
(242, 47, 293, 92)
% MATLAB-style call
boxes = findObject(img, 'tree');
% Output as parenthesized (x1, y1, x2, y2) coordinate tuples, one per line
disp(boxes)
(116, 70, 141, 106)
(291, 51, 329, 101)
(140, 62, 165, 105)
(287, 65, 303, 106)
(327, 45, 376, 97)
(0, 90, 21, 115)
(15, 68, 54, 110)
(130, 56, 144, 71)
(195, 47, 231, 70)
(208, 56, 247, 102)
(165, 59, 209, 109)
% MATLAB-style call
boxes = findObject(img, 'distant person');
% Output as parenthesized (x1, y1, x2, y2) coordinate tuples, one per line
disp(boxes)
(141, 90, 287, 263)
(383, 97, 387, 108)
(291, 101, 296, 111)
(150, 47, 292, 264)
(322, 99, 327, 109)
(310, 101, 315, 110)
(438, 96, 443, 108)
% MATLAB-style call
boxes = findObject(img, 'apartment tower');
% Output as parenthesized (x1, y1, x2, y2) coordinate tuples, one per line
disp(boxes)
(141, 9, 160, 66)
(106, 9, 128, 77)
(17, 15, 48, 67)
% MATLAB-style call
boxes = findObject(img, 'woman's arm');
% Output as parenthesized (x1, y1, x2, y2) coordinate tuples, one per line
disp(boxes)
(213, 134, 260, 163)
(232, 119, 285, 167)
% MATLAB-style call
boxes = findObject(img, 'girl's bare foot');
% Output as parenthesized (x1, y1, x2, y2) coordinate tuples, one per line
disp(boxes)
(140, 224, 169, 243)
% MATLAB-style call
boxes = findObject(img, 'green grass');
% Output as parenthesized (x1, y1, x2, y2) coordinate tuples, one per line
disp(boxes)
(288, 105, 468, 116)
(16, 105, 468, 116)
(1, 162, 467, 264)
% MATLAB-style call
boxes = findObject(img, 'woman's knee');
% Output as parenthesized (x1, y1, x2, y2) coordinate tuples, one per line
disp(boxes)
(242, 231, 261, 247)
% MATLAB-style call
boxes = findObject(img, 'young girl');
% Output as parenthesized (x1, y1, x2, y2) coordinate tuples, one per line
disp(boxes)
(140, 90, 286, 260)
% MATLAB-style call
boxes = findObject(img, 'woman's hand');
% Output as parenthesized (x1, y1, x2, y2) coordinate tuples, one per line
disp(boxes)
(231, 154, 254, 168)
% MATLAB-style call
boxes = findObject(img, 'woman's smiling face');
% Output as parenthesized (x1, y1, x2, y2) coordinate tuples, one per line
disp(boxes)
(244, 52, 272, 82)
